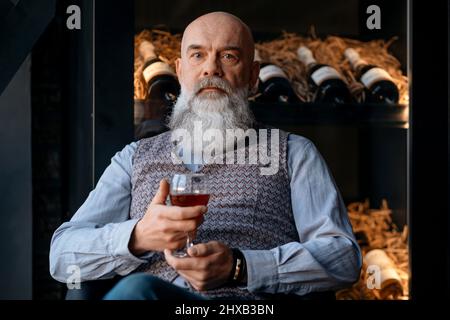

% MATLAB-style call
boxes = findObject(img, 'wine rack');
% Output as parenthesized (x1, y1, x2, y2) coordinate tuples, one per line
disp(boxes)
(250, 102, 408, 128)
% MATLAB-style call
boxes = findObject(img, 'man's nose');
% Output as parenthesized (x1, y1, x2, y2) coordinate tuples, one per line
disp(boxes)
(202, 56, 223, 77)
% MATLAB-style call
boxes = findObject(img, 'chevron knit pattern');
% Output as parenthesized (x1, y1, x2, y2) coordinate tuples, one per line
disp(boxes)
(129, 129, 299, 299)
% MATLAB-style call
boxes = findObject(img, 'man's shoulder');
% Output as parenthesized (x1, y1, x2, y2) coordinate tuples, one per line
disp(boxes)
(287, 132, 313, 147)
(286, 132, 314, 151)
(284, 132, 322, 165)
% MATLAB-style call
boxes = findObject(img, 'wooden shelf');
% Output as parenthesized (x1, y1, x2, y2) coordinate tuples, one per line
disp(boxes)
(250, 102, 409, 128)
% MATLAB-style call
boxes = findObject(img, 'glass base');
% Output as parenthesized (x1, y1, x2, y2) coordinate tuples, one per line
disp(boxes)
(172, 249, 189, 258)
(172, 232, 194, 258)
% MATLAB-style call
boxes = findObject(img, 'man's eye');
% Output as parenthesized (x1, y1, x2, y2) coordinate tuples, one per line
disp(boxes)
(223, 53, 236, 60)
(191, 52, 203, 59)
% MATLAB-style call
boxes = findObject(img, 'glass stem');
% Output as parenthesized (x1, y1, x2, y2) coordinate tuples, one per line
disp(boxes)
(186, 232, 194, 248)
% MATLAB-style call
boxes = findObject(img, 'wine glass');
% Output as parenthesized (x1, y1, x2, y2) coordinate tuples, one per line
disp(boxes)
(169, 173, 210, 257)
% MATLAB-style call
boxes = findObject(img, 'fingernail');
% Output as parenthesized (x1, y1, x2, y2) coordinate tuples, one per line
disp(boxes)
(189, 247, 197, 256)
(201, 206, 207, 213)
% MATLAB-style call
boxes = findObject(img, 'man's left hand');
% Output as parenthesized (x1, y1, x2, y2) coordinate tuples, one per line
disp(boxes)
(164, 241, 233, 291)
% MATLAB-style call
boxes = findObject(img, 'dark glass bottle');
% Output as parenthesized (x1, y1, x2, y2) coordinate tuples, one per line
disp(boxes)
(139, 40, 180, 107)
(297, 46, 352, 104)
(344, 48, 399, 104)
(254, 49, 299, 103)
(135, 40, 180, 139)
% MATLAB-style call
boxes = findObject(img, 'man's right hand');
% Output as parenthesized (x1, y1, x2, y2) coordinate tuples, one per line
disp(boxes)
(129, 179, 207, 256)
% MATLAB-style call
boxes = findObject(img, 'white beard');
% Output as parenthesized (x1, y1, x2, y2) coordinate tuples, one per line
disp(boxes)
(167, 78, 255, 155)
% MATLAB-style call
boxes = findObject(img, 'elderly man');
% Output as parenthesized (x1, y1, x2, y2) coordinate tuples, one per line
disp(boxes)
(50, 12, 361, 300)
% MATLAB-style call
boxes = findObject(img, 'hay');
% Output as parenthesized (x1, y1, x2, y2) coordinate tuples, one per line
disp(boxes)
(336, 199, 409, 300)
(134, 29, 408, 104)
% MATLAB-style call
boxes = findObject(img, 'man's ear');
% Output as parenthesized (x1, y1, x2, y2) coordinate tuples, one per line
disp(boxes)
(175, 57, 182, 81)
(249, 60, 260, 92)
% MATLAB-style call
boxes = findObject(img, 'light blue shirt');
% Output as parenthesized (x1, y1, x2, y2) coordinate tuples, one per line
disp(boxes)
(50, 133, 362, 296)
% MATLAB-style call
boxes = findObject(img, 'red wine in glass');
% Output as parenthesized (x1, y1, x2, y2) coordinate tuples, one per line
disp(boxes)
(170, 194, 210, 207)
(169, 174, 210, 257)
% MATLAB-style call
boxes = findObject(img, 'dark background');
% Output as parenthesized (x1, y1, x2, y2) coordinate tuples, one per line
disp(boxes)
(0, 0, 447, 301)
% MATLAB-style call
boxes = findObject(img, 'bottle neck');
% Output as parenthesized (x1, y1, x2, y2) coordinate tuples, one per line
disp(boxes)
(139, 40, 158, 63)
(254, 49, 262, 63)
(344, 48, 368, 71)
(297, 46, 317, 69)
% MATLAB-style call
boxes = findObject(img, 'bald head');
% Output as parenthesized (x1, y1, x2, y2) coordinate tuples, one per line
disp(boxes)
(181, 12, 255, 62)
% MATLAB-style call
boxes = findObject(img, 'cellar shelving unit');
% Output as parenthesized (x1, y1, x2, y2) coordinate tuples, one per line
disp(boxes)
(250, 102, 408, 128)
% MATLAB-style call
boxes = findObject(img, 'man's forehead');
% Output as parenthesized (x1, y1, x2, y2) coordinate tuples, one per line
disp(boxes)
(183, 27, 243, 50)
(183, 32, 244, 51)
(181, 14, 250, 53)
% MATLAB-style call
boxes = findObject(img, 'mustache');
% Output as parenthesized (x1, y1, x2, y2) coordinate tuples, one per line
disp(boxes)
(193, 77, 233, 95)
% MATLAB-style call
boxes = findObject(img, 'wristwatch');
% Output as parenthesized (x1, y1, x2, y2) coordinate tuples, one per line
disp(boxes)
(229, 248, 247, 286)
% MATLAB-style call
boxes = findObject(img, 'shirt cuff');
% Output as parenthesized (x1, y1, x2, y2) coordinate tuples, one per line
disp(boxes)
(241, 249, 279, 293)
(110, 218, 155, 263)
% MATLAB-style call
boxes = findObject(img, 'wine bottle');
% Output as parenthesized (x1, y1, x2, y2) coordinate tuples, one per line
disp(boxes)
(297, 46, 352, 104)
(254, 49, 299, 103)
(139, 40, 180, 107)
(344, 48, 399, 104)
(364, 249, 403, 299)
(135, 40, 179, 139)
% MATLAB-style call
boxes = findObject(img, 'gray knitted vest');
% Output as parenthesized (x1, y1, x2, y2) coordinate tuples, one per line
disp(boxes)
(130, 129, 299, 299)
